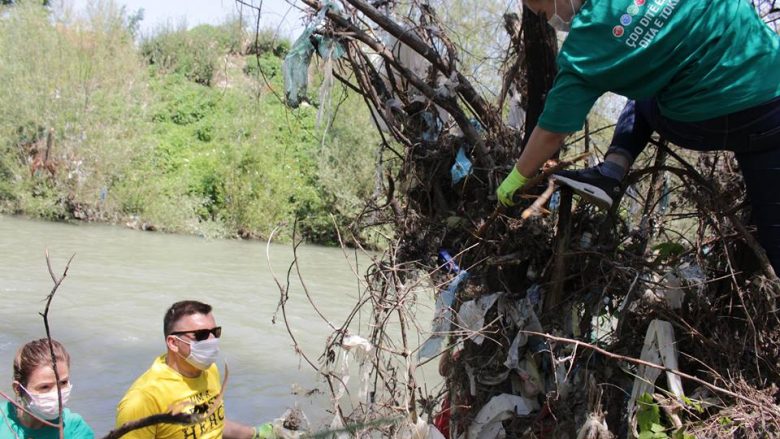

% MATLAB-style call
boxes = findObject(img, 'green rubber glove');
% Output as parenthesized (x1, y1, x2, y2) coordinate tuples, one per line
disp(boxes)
(253, 423, 275, 439)
(497, 166, 528, 207)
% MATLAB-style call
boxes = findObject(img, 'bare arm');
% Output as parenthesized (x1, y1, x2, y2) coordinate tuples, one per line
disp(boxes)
(515, 126, 570, 177)
(223, 419, 255, 439)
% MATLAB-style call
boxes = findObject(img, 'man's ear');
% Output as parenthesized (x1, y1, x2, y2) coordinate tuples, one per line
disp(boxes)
(166, 335, 179, 353)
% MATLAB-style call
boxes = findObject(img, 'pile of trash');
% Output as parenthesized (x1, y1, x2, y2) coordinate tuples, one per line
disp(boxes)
(273, 1, 780, 437)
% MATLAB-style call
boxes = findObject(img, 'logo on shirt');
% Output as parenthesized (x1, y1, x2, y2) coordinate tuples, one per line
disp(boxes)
(622, 0, 680, 48)
(613, 25, 625, 38)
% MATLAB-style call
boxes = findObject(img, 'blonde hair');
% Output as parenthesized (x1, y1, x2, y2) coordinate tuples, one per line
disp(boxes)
(13, 339, 70, 387)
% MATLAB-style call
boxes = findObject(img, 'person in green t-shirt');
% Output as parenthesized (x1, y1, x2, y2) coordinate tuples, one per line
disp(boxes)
(497, 0, 780, 273)
(0, 339, 95, 439)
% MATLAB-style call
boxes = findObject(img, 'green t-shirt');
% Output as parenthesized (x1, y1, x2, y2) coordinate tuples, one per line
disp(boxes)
(539, 0, 780, 132)
(0, 401, 95, 439)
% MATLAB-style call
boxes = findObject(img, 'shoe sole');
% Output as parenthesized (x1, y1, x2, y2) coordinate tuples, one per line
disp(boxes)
(552, 175, 613, 210)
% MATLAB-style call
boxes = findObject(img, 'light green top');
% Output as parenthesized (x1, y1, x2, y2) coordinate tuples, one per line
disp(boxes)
(539, 0, 780, 132)
(0, 401, 95, 439)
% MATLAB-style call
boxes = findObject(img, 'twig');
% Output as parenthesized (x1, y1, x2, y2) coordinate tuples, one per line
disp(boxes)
(0, 390, 59, 428)
(266, 225, 320, 372)
(473, 151, 591, 241)
(102, 412, 203, 439)
(521, 179, 555, 219)
(521, 331, 780, 416)
(102, 362, 230, 439)
(41, 250, 75, 439)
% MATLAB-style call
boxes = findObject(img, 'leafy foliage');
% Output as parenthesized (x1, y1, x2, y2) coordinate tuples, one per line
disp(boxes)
(0, 1, 381, 243)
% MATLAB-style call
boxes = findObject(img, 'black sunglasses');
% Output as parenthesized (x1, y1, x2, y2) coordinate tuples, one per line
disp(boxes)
(170, 326, 222, 341)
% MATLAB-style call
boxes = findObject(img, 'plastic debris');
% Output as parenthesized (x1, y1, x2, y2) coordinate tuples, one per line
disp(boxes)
(342, 334, 372, 352)
(434, 71, 459, 99)
(283, 2, 340, 108)
(476, 368, 510, 386)
(627, 319, 685, 425)
(500, 296, 544, 397)
(526, 284, 543, 309)
(422, 111, 442, 143)
(580, 231, 594, 249)
(575, 412, 612, 439)
(450, 146, 473, 185)
(419, 269, 470, 359)
(506, 91, 525, 131)
(549, 190, 560, 212)
(679, 261, 706, 294)
(315, 36, 345, 60)
(513, 353, 543, 398)
(499, 296, 543, 333)
(399, 417, 446, 439)
(456, 293, 500, 345)
(282, 28, 315, 108)
(463, 394, 536, 439)
(438, 249, 461, 273)
(271, 406, 309, 438)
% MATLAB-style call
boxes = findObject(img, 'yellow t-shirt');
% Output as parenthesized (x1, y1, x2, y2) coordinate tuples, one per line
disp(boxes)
(116, 355, 224, 439)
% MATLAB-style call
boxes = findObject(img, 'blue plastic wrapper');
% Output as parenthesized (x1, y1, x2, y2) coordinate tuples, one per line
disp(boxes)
(418, 270, 470, 359)
(450, 146, 473, 185)
(421, 112, 441, 143)
(549, 190, 560, 212)
(438, 249, 461, 273)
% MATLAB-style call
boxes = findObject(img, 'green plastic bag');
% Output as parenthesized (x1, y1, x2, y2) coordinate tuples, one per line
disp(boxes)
(282, 27, 316, 108)
(282, 2, 344, 108)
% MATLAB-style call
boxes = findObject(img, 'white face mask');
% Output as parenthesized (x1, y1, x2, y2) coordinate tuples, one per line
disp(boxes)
(19, 383, 72, 420)
(175, 336, 220, 370)
(548, 0, 580, 32)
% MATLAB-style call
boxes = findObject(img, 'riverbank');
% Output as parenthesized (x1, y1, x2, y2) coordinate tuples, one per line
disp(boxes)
(0, 2, 384, 246)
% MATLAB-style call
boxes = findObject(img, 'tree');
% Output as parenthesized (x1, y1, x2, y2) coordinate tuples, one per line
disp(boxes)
(258, 0, 780, 436)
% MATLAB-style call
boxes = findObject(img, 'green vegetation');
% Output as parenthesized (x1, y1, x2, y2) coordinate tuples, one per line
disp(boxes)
(0, 1, 382, 244)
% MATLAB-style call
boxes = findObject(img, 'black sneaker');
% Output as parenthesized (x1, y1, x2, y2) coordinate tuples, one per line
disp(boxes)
(552, 167, 621, 210)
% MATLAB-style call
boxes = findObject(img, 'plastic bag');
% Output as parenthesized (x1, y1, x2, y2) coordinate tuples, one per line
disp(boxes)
(282, 28, 316, 108)
(450, 146, 473, 185)
(282, 3, 343, 108)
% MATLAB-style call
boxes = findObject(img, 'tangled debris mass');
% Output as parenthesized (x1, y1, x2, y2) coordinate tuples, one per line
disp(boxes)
(258, 0, 780, 437)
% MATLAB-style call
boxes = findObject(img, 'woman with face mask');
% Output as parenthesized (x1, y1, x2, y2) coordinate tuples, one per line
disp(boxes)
(497, 0, 780, 275)
(1, 339, 95, 438)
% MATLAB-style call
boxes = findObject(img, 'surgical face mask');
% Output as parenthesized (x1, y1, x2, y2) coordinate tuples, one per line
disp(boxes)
(548, 0, 579, 32)
(176, 336, 220, 370)
(19, 383, 72, 420)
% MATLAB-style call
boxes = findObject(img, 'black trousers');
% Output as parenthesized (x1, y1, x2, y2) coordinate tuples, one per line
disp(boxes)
(607, 96, 780, 274)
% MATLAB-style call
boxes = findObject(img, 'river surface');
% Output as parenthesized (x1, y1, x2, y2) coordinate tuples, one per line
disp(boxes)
(0, 215, 437, 435)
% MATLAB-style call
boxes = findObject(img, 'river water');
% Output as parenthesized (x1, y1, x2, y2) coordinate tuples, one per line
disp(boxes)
(0, 215, 437, 435)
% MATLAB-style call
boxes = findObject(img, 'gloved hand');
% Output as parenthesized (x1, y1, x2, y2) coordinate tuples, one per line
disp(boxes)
(253, 423, 275, 439)
(253, 421, 304, 439)
(496, 167, 528, 207)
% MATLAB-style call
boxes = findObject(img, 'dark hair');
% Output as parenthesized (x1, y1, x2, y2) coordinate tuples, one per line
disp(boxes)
(13, 339, 70, 387)
(163, 300, 213, 336)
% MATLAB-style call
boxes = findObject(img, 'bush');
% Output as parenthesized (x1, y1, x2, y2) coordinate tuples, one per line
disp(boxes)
(189, 20, 245, 55)
(0, 0, 150, 220)
(243, 54, 281, 79)
(0, 2, 382, 245)
(246, 27, 291, 57)
(141, 24, 218, 85)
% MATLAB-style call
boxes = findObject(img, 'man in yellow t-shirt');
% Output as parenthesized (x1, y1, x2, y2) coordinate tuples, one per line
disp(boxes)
(116, 300, 276, 439)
